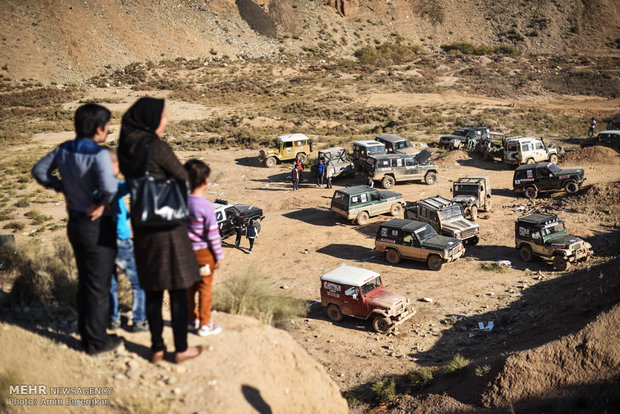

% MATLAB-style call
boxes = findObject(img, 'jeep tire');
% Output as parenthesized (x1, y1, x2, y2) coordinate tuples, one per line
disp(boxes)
(326, 304, 343, 322)
(520, 245, 533, 262)
(390, 203, 403, 217)
(385, 249, 401, 265)
(424, 171, 437, 185)
(526, 158, 535, 164)
(427, 254, 443, 271)
(265, 157, 277, 168)
(372, 315, 391, 334)
(549, 154, 558, 164)
(564, 180, 579, 194)
(469, 205, 478, 221)
(381, 175, 395, 189)
(525, 186, 538, 199)
(356, 211, 369, 225)
(553, 255, 570, 271)
(467, 235, 480, 245)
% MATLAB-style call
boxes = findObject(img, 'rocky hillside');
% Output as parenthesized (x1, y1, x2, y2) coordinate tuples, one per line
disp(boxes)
(0, 0, 618, 83)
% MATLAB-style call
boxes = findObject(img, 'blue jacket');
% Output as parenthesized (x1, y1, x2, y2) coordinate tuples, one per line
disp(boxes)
(32, 138, 117, 215)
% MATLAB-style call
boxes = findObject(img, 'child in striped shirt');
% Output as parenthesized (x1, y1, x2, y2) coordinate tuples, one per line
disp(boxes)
(184, 159, 224, 337)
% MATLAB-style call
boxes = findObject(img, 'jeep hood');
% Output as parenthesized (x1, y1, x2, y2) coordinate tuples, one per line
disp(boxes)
(365, 289, 407, 309)
(452, 195, 476, 205)
(558, 168, 584, 178)
(440, 134, 465, 142)
(544, 234, 585, 248)
(234, 205, 264, 218)
(414, 149, 433, 165)
(443, 218, 479, 233)
(379, 190, 403, 199)
(422, 234, 461, 250)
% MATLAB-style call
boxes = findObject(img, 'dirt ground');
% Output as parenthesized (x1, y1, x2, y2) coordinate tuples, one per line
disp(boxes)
(2, 87, 620, 412)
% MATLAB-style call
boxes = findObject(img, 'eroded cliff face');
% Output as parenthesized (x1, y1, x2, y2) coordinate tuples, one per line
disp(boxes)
(0, 0, 618, 83)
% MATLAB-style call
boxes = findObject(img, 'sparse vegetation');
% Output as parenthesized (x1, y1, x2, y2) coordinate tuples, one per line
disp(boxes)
(408, 366, 434, 389)
(443, 354, 471, 375)
(25, 209, 53, 225)
(475, 364, 491, 376)
(213, 270, 307, 328)
(440, 42, 520, 56)
(371, 378, 398, 403)
(355, 42, 422, 66)
(480, 262, 509, 273)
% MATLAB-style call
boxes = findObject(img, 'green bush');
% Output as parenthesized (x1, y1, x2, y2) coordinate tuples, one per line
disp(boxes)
(443, 354, 471, 375)
(479, 262, 509, 273)
(408, 366, 433, 389)
(371, 378, 398, 402)
(212, 270, 306, 328)
(25, 209, 53, 225)
(355, 42, 422, 66)
(440, 42, 519, 56)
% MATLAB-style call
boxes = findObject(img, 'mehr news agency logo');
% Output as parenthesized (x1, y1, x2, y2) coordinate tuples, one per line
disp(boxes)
(7, 384, 113, 407)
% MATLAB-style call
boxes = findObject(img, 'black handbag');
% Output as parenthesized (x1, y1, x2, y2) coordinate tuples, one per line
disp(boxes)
(126, 137, 189, 229)
(128, 173, 189, 229)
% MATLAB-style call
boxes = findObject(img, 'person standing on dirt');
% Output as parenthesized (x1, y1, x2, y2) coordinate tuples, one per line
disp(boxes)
(588, 117, 597, 137)
(316, 159, 326, 188)
(32, 103, 122, 356)
(118, 97, 202, 364)
(325, 162, 334, 189)
(294, 155, 304, 182)
(291, 165, 300, 190)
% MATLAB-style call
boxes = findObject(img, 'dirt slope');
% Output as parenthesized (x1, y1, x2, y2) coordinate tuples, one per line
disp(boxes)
(1, 0, 619, 83)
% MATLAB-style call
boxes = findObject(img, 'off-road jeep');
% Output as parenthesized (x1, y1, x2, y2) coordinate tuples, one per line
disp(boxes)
(515, 213, 593, 271)
(375, 218, 464, 271)
(451, 176, 492, 220)
(352, 140, 386, 170)
(320, 265, 415, 333)
(330, 186, 404, 225)
(513, 162, 586, 199)
(365, 149, 437, 189)
(504, 136, 563, 166)
(213, 199, 265, 239)
(405, 196, 480, 245)
(258, 133, 313, 167)
(375, 134, 419, 155)
(439, 127, 490, 150)
(317, 147, 354, 178)
(580, 130, 620, 150)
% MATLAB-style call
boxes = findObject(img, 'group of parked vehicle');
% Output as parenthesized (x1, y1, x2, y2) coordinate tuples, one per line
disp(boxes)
(253, 130, 596, 333)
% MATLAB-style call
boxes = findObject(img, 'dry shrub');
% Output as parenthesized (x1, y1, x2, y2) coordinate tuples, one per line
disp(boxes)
(9, 240, 78, 308)
(269, 0, 302, 37)
(371, 378, 398, 402)
(355, 42, 422, 66)
(213, 269, 306, 328)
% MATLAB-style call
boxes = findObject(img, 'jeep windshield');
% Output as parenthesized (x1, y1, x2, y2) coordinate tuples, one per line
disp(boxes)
(360, 276, 382, 295)
(437, 205, 462, 220)
(454, 184, 478, 195)
(548, 164, 561, 174)
(541, 221, 566, 238)
(414, 224, 436, 241)
(451, 130, 467, 137)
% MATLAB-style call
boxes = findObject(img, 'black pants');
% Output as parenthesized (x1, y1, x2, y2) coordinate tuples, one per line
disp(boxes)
(146, 289, 188, 353)
(67, 215, 117, 353)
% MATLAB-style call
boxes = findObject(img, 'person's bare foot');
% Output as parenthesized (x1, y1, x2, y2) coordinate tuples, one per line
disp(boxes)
(150, 350, 165, 363)
(174, 345, 202, 363)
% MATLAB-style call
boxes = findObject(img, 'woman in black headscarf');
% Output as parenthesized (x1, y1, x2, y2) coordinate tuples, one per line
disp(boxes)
(118, 97, 201, 363)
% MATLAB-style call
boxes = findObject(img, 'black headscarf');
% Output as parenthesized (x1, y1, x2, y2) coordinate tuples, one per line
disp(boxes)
(118, 97, 165, 178)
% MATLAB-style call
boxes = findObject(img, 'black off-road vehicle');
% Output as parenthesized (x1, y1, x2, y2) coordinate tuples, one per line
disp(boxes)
(213, 199, 264, 239)
(513, 162, 586, 199)
(515, 213, 592, 271)
(438, 127, 490, 150)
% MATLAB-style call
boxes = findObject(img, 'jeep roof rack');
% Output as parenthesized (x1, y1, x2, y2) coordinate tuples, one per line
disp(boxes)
(517, 213, 558, 225)
(276, 133, 310, 142)
(418, 196, 454, 210)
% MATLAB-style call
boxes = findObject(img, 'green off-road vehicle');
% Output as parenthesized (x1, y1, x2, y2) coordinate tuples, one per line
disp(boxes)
(375, 218, 464, 271)
(515, 213, 593, 271)
(330, 186, 404, 225)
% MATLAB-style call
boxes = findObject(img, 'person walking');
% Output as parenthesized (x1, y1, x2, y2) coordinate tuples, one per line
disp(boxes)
(325, 162, 334, 189)
(316, 159, 326, 188)
(246, 220, 258, 254)
(184, 159, 224, 337)
(32, 103, 122, 355)
(588, 117, 597, 137)
(291, 166, 299, 190)
(118, 97, 202, 364)
(104, 148, 148, 333)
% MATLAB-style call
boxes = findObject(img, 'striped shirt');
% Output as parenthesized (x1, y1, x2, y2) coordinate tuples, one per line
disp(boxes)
(187, 194, 224, 261)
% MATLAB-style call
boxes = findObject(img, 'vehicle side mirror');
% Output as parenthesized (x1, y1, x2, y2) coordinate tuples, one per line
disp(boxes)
(449, 187, 453, 193)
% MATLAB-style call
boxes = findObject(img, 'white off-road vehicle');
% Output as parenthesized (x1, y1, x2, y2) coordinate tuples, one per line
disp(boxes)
(504, 136, 563, 166)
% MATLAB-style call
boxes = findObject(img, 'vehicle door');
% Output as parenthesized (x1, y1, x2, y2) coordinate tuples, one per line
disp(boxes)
(341, 285, 364, 316)
(427, 209, 441, 234)
(519, 142, 531, 163)
(282, 140, 293, 158)
(535, 165, 554, 190)
(404, 157, 419, 179)
(529, 228, 546, 255)
(533, 141, 547, 162)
